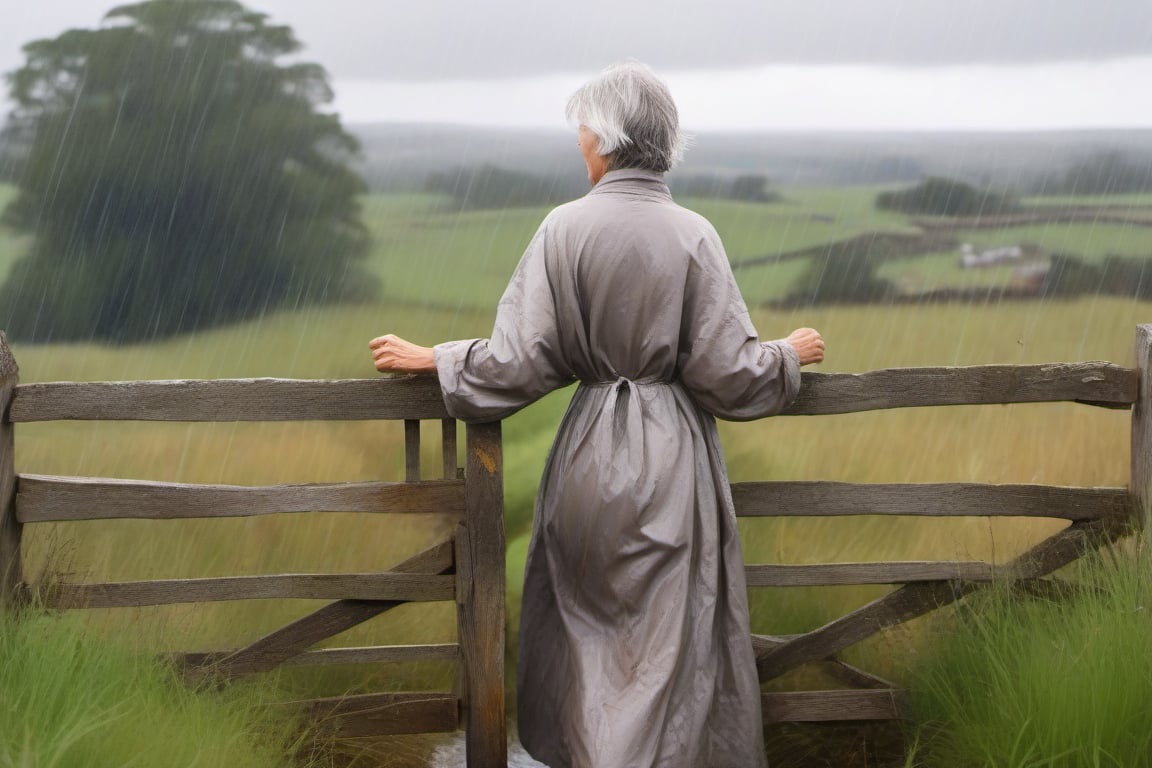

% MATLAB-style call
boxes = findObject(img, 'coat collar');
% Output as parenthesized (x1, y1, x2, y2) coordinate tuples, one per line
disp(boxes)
(588, 168, 671, 198)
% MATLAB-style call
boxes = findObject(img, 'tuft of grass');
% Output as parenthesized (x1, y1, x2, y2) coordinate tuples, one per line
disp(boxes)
(904, 547, 1152, 767)
(0, 609, 324, 768)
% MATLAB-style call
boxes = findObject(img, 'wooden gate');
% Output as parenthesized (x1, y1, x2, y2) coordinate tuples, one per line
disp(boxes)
(0, 332, 508, 767)
(3, 325, 1150, 749)
(740, 325, 1149, 722)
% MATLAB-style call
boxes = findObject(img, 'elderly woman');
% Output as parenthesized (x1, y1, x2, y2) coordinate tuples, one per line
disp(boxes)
(371, 62, 824, 768)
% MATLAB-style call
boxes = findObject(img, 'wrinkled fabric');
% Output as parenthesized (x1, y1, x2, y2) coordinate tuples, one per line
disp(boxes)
(434, 169, 801, 768)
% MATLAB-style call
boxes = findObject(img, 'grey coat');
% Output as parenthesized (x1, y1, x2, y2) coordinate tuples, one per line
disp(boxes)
(435, 169, 800, 768)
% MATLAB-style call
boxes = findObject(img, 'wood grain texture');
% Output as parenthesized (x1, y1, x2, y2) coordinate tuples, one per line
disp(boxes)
(745, 561, 995, 586)
(756, 519, 1121, 682)
(1133, 325, 1152, 530)
(298, 691, 459, 737)
(177, 643, 459, 670)
(0, 332, 19, 608)
(442, 419, 458, 480)
(41, 572, 455, 609)
(405, 420, 421, 482)
(732, 481, 1131, 521)
(9, 376, 449, 422)
(761, 690, 907, 723)
(751, 635, 894, 688)
(458, 421, 507, 768)
(812, 660, 898, 691)
(15, 475, 465, 522)
(207, 539, 455, 678)
(781, 362, 1136, 416)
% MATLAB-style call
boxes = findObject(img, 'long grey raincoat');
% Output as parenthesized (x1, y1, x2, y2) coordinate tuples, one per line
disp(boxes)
(434, 169, 801, 768)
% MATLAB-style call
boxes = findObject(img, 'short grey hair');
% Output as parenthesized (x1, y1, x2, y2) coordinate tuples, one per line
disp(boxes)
(566, 61, 686, 173)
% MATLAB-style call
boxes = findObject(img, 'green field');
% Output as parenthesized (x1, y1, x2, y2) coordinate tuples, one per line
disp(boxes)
(3, 181, 1152, 764)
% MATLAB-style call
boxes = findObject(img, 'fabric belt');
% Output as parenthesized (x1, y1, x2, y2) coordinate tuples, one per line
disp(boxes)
(581, 375, 672, 387)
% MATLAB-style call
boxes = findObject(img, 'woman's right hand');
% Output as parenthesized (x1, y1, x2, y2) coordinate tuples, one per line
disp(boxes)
(785, 327, 825, 366)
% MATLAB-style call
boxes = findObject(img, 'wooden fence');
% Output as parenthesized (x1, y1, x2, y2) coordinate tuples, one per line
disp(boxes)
(744, 326, 1148, 722)
(0, 332, 508, 767)
(1, 325, 1148, 763)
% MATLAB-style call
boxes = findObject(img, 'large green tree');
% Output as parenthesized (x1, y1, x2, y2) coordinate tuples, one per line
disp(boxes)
(0, 0, 375, 342)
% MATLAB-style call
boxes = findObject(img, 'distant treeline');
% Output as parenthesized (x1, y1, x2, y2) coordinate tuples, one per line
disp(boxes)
(1029, 151, 1152, 196)
(1044, 254, 1152, 299)
(876, 177, 1018, 217)
(424, 165, 782, 210)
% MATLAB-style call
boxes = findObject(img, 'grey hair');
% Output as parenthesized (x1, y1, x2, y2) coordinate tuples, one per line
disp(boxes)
(565, 61, 686, 173)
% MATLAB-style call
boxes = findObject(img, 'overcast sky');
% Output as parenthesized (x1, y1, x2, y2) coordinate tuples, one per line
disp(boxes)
(5, 1, 1152, 130)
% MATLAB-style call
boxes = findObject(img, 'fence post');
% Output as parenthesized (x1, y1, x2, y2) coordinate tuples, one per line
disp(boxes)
(1133, 325, 1152, 532)
(458, 421, 506, 767)
(0, 332, 20, 609)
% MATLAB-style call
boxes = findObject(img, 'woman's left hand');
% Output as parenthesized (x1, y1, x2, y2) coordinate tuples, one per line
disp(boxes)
(369, 334, 437, 373)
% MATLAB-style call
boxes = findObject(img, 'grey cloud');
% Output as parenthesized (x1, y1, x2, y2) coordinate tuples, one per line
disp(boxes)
(4, 0, 1151, 84)
(253, 0, 1152, 79)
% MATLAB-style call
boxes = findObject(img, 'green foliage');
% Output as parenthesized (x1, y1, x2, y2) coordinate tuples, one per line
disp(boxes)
(907, 551, 1152, 767)
(424, 164, 587, 210)
(1043, 253, 1152, 298)
(1057, 151, 1152, 196)
(669, 173, 782, 203)
(0, 609, 321, 767)
(876, 177, 1018, 217)
(0, 0, 375, 342)
(788, 251, 896, 304)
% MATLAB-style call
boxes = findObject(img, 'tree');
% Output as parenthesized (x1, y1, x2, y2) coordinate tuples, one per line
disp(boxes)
(0, 1, 375, 342)
(1059, 151, 1152, 196)
(875, 177, 1017, 217)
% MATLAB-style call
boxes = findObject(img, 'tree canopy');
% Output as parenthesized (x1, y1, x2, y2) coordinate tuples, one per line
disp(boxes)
(875, 177, 1017, 217)
(0, 0, 375, 342)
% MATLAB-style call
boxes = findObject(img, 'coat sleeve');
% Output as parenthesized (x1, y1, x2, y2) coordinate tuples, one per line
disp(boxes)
(433, 218, 573, 423)
(676, 225, 801, 421)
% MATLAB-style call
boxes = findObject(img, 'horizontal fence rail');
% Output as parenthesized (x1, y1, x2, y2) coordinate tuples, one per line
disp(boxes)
(40, 572, 457, 609)
(744, 560, 996, 587)
(7, 362, 1137, 424)
(761, 690, 907, 723)
(177, 643, 460, 670)
(298, 691, 460, 738)
(732, 482, 1132, 520)
(10, 376, 449, 422)
(781, 362, 1137, 415)
(15, 475, 466, 522)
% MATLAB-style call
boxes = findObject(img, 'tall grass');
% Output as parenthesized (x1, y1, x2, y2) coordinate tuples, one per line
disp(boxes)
(3, 188, 1151, 762)
(0, 609, 322, 768)
(905, 548, 1152, 767)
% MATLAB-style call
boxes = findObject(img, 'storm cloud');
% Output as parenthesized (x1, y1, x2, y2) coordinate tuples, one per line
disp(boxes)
(4, 0, 1151, 83)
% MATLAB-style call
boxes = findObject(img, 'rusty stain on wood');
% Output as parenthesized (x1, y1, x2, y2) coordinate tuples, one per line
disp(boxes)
(473, 447, 497, 474)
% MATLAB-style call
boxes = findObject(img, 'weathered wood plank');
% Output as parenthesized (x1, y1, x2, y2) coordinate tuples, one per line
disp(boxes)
(745, 561, 995, 586)
(752, 635, 894, 688)
(41, 572, 455, 609)
(458, 421, 507, 768)
(9, 376, 449, 422)
(405, 420, 421, 482)
(732, 481, 1131, 521)
(781, 362, 1136, 416)
(15, 475, 465, 522)
(756, 519, 1121, 682)
(812, 659, 898, 691)
(1133, 325, 1152, 530)
(761, 690, 907, 723)
(211, 538, 454, 678)
(177, 643, 459, 670)
(442, 418, 458, 480)
(9, 363, 1134, 423)
(298, 691, 459, 737)
(0, 333, 19, 609)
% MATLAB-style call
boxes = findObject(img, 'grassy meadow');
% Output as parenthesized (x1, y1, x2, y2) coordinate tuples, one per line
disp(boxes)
(4, 180, 1152, 764)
